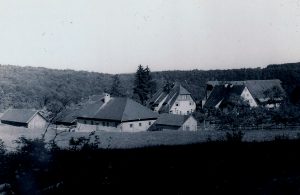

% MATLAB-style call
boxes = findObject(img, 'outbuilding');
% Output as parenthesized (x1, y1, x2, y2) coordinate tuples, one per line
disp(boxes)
(0, 109, 48, 129)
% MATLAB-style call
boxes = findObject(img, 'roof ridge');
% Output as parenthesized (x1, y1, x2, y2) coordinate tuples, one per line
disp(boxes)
(120, 97, 130, 122)
(92, 97, 112, 117)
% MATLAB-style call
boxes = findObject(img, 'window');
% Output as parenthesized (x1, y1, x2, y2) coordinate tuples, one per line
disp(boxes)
(187, 111, 189, 114)
(176, 103, 179, 106)
(84, 120, 87, 124)
(130, 124, 133, 128)
(106, 122, 109, 126)
(149, 122, 152, 125)
(190, 101, 193, 105)
(102, 122, 105, 126)
(95, 122, 99, 125)
(91, 121, 94, 125)
(139, 123, 142, 126)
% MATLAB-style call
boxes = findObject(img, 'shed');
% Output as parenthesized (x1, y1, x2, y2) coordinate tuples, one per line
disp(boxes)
(0, 109, 48, 129)
(149, 113, 197, 131)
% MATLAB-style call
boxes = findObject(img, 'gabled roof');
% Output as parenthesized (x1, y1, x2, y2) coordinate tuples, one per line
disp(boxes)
(78, 97, 158, 122)
(147, 82, 193, 112)
(0, 109, 44, 124)
(204, 85, 246, 108)
(206, 79, 285, 100)
(154, 113, 191, 127)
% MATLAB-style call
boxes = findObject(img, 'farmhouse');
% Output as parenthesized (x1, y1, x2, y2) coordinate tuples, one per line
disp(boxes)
(76, 94, 158, 132)
(149, 113, 197, 131)
(0, 109, 47, 129)
(147, 82, 196, 115)
(202, 79, 285, 109)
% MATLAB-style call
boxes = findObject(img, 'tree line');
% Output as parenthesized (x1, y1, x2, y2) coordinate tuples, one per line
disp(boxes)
(0, 62, 299, 116)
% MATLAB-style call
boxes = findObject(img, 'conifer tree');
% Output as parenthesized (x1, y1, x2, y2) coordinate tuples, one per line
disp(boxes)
(133, 65, 156, 105)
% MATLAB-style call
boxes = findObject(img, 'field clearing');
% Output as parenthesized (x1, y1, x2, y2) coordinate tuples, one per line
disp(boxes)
(0, 124, 300, 151)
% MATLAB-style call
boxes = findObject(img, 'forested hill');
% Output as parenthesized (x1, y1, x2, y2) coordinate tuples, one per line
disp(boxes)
(0, 65, 115, 111)
(0, 62, 299, 112)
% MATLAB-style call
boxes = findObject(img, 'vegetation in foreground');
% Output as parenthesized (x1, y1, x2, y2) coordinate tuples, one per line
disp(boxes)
(0, 134, 300, 194)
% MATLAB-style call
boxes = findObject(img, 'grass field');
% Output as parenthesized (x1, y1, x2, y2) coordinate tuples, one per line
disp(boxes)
(1, 124, 300, 151)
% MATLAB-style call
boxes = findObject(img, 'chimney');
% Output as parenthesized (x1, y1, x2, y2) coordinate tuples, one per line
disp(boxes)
(103, 93, 111, 103)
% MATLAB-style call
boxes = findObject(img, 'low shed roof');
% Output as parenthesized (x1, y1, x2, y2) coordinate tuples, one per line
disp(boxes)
(0, 109, 43, 124)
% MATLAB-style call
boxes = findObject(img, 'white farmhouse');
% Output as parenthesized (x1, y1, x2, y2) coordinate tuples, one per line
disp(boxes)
(0, 109, 48, 129)
(147, 83, 196, 115)
(202, 79, 285, 109)
(76, 94, 158, 132)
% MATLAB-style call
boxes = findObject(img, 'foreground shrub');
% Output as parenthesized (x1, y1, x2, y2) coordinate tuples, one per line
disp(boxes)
(225, 130, 244, 143)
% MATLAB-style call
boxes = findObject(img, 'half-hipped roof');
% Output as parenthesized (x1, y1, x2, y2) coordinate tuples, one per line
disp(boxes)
(78, 97, 158, 122)
(0, 109, 45, 124)
(147, 82, 193, 113)
(204, 85, 246, 108)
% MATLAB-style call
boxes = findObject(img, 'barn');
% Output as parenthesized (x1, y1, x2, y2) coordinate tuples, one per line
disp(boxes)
(0, 109, 48, 129)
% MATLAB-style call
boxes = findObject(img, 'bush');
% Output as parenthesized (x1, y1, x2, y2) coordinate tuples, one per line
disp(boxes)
(0, 139, 6, 155)
(225, 130, 244, 143)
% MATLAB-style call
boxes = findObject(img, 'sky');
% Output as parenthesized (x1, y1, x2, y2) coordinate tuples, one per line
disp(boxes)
(0, 0, 299, 74)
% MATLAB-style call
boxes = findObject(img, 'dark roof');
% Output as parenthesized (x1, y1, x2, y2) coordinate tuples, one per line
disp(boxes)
(54, 108, 80, 124)
(154, 113, 191, 127)
(0, 109, 43, 124)
(54, 93, 108, 124)
(207, 79, 285, 100)
(78, 97, 158, 122)
(204, 85, 246, 108)
(147, 83, 193, 113)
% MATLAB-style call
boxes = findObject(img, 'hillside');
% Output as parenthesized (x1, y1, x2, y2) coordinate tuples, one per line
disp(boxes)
(0, 62, 299, 112)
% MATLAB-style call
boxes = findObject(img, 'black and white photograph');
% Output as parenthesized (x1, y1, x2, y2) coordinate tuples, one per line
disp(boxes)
(0, 0, 300, 194)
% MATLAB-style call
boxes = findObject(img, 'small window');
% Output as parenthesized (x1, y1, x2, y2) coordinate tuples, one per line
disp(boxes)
(130, 124, 133, 128)
(139, 123, 142, 126)
(149, 122, 152, 125)
(170, 110, 173, 113)
(106, 122, 109, 126)
(102, 122, 105, 126)
(91, 121, 94, 125)
(187, 111, 189, 114)
(83, 120, 87, 124)
(176, 103, 179, 106)
(95, 122, 99, 125)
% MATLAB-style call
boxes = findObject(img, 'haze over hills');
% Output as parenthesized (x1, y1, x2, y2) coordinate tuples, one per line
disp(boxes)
(0, 62, 299, 112)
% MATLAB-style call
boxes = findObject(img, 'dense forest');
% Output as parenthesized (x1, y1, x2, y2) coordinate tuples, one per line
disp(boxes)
(0, 62, 299, 112)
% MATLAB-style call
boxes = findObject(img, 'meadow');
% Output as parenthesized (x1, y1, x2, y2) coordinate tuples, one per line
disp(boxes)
(1, 124, 300, 151)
